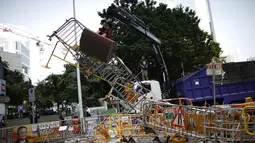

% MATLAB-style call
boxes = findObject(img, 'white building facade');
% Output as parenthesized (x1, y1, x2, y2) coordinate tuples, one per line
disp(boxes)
(0, 50, 22, 72)
(0, 31, 31, 80)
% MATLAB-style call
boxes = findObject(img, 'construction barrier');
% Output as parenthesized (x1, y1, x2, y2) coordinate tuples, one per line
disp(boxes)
(0, 115, 108, 143)
(141, 100, 255, 142)
(87, 114, 150, 143)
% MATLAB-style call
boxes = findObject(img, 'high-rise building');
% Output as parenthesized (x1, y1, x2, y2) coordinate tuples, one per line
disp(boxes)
(225, 47, 244, 63)
(0, 31, 30, 80)
(0, 24, 56, 84)
(157, 0, 215, 37)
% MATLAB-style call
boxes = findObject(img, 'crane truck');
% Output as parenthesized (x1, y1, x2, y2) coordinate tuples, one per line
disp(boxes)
(45, 4, 171, 114)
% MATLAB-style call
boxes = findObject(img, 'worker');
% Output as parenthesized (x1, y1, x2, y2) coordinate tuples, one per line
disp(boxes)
(139, 55, 149, 80)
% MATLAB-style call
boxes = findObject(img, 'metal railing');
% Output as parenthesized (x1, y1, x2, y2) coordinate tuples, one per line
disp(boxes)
(1, 103, 254, 143)
(141, 100, 255, 142)
(0, 115, 109, 143)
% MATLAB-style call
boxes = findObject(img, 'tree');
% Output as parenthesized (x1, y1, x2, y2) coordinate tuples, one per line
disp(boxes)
(247, 57, 255, 61)
(35, 64, 110, 108)
(61, 64, 110, 107)
(3, 61, 33, 106)
(98, 0, 222, 81)
(212, 55, 227, 64)
(35, 80, 54, 110)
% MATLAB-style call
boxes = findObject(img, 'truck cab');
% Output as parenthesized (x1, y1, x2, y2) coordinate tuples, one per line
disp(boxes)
(130, 80, 163, 113)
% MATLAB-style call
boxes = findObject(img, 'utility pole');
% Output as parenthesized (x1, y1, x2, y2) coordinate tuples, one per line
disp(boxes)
(206, 0, 217, 41)
(73, 0, 84, 119)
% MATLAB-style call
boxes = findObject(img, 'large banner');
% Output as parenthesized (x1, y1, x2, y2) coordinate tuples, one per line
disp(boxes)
(12, 121, 60, 143)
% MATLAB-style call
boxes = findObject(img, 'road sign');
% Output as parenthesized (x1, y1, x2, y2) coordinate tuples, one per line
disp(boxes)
(206, 63, 222, 75)
(0, 79, 6, 96)
(28, 88, 35, 102)
(0, 96, 10, 103)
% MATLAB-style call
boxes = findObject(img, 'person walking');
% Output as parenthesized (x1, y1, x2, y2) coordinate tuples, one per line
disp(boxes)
(18, 105, 23, 118)
(59, 108, 66, 126)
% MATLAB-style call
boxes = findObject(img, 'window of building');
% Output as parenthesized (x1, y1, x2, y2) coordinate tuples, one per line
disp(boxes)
(22, 66, 28, 74)
(16, 42, 18, 50)
(21, 56, 30, 66)
(4, 41, 8, 51)
(21, 44, 30, 57)
(0, 45, 4, 51)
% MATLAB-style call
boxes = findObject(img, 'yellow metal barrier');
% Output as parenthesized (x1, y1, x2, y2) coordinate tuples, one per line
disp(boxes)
(141, 100, 255, 142)
(89, 114, 152, 143)
(242, 106, 255, 136)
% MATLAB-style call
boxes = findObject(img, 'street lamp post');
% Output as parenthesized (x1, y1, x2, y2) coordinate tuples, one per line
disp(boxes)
(73, 0, 84, 119)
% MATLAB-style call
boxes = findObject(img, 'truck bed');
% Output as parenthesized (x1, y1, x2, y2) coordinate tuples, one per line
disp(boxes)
(174, 61, 255, 104)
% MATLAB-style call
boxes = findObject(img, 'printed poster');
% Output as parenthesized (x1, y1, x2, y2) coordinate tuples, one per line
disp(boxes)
(12, 121, 60, 143)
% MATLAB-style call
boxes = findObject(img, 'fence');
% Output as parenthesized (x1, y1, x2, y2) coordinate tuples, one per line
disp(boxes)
(1, 104, 255, 143)
(0, 115, 109, 143)
(141, 100, 255, 142)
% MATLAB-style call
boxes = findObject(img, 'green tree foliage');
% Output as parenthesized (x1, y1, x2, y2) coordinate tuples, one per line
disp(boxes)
(3, 61, 33, 106)
(35, 80, 53, 109)
(2, 59, 108, 108)
(212, 52, 227, 64)
(98, 0, 222, 81)
(35, 64, 110, 108)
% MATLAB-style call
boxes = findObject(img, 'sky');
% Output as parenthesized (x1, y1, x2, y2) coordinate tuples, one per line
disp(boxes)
(0, 0, 255, 80)
(209, 0, 255, 60)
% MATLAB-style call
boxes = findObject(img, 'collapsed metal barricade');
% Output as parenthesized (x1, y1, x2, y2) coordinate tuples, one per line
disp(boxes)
(1, 102, 254, 143)
(38, 16, 255, 143)
(85, 113, 156, 143)
(141, 99, 255, 142)
(44, 18, 153, 113)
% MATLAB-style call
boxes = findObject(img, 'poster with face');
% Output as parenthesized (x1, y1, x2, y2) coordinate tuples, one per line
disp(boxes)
(12, 121, 60, 143)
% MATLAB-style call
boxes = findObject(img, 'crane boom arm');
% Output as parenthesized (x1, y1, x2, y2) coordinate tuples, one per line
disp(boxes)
(106, 4, 161, 44)
(106, 4, 169, 97)
(0, 24, 52, 46)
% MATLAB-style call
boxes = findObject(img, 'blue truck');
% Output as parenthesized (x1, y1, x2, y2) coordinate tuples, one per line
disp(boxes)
(174, 61, 255, 105)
